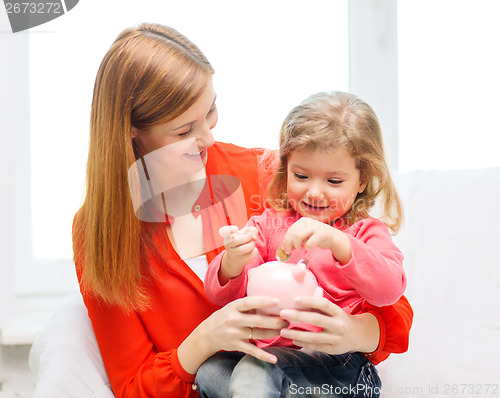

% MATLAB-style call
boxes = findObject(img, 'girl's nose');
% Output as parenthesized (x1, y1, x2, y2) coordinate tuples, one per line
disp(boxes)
(306, 185, 325, 200)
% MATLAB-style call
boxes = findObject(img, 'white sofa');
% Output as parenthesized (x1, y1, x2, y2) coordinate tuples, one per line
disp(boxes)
(377, 167, 500, 397)
(29, 168, 500, 397)
(28, 294, 114, 398)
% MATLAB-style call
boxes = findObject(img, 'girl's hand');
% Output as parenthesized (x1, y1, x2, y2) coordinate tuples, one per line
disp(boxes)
(219, 225, 259, 280)
(278, 296, 380, 355)
(198, 296, 289, 364)
(281, 217, 351, 264)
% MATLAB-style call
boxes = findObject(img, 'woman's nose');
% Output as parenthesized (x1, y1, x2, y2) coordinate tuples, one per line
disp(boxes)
(196, 122, 215, 148)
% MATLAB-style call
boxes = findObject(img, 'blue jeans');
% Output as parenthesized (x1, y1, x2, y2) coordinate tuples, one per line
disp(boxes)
(195, 348, 381, 397)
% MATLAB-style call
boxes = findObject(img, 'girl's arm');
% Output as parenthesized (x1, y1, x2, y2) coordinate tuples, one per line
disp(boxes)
(281, 217, 406, 306)
(204, 213, 272, 307)
(204, 249, 251, 306)
(217, 226, 259, 284)
(333, 218, 406, 306)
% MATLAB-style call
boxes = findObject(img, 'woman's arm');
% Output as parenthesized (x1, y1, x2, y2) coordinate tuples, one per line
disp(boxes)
(278, 294, 413, 365)
(83, 287, 288, 397)
(82, 292, 195, 398)
(278, 296, 380, 354)
(361, 295, 413, 364)
(178, 296, 289, 373)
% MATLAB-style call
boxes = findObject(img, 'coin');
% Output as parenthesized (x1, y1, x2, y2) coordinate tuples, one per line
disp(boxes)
(276, 247, 291, 262)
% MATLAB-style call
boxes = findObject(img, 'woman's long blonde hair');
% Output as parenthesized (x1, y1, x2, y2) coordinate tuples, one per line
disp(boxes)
(73, 23, 214, 311)
(267, 91, 403, 234)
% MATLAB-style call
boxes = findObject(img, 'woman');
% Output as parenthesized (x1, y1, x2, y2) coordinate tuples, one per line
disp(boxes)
(73, 23, 413, 397)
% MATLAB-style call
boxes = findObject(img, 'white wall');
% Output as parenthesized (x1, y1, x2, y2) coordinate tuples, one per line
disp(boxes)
(349, 0, 399, 171)
(0, 9, 30, 340)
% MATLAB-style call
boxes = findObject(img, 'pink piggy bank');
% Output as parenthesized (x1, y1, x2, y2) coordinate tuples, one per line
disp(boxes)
(246, 261, 324, 316)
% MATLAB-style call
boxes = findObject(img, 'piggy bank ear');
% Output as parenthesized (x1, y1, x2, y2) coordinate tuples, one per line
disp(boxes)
(291, 263, 307, 283)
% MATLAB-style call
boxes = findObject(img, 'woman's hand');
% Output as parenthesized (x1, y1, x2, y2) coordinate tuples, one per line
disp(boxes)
(280, 217, 352, 264)
(178, 296, 289, 374)
(218, 226, 259, 282)
(278, 296, 380, 355)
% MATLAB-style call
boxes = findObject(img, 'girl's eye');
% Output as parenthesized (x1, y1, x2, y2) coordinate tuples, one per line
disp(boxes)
(294, 173, 308, 180)
(208, 106, 217, 114)
(328, 179, 342, 185)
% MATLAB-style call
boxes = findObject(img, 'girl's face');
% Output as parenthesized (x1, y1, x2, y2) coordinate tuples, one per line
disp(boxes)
(132, 79, 218, 174)
(286, 147, 367, 224)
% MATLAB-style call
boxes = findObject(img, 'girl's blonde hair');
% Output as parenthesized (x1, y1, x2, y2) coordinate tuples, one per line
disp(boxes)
(73, 23, 214, 311)
(267, 91, 403, 234)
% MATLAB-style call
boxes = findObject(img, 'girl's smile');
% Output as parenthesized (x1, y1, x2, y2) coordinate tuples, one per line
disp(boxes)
(286, 147, 367, 223)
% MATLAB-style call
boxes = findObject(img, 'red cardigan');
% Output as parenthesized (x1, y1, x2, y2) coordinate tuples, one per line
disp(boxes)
(75, 142, 413, 397)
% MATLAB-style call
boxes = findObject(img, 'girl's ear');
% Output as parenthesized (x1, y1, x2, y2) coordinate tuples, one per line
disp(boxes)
(358, 176, 368, 193)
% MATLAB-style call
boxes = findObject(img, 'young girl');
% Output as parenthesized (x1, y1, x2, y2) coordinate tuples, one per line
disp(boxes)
(200, 91, 407, 397)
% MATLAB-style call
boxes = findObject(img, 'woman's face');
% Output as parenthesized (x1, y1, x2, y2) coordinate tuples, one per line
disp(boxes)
(132, 79, 218, 173)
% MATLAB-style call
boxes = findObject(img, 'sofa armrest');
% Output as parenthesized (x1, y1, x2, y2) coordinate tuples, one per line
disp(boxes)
(29, 294, 114, 397)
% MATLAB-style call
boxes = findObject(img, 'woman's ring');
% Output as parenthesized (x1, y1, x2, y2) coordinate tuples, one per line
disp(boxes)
(248, 327, 253, 341)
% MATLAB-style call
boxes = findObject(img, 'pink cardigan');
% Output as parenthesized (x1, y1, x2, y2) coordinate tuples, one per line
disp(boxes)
(204, 208, 407, 348)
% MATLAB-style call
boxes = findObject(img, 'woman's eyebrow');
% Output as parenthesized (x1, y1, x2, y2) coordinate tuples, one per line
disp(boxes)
(172, 121, 194, 131)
